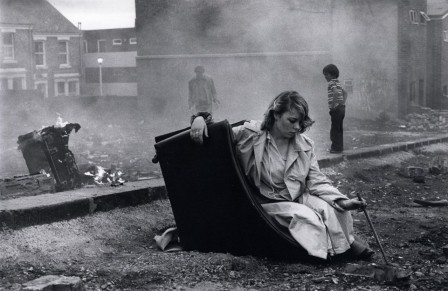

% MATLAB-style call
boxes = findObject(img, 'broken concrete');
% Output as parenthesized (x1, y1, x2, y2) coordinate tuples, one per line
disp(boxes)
(343, 263, 410, 283)
(22, 275, 85, 291)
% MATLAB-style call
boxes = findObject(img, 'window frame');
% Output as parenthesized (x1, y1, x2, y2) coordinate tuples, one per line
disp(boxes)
(83, 40, 88, 53)
(409, 10, 418, 24)
(54, 79, 80, 97)
(343, 79, 354, 94)
(34, 81, 48, 98)
(419, 11, 430, 24)
(2, 32, 15, 61)
(112, 39, 122, 45)
(58, 40, 70, 67)
(34, 40, 46, 67)
(67, 79, 79, 96)
(97, 39, 106, 52)
(0, 78, 9, 90)
(410, 81, 416, 104)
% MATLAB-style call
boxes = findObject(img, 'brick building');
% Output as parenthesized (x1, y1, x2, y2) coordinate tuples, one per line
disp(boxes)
(0, 0, 82, 98)
(427, 0, 448, 108)
(332, 0, 431, 117)
(82, 28, 137, 96)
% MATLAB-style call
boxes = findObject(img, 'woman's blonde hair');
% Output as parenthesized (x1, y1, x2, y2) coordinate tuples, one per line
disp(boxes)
(260, 91, 314, 133)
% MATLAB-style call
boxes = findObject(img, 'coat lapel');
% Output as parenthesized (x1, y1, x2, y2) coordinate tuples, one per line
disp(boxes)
(252, 132, 266, 181)
(285, 134, 312, 172)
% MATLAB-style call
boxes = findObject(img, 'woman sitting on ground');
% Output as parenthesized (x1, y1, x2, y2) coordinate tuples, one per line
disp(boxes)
(190, 90, 374, 260)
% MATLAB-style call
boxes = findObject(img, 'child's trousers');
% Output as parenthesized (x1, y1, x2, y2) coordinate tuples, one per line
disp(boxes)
(330, 105, 345, 152)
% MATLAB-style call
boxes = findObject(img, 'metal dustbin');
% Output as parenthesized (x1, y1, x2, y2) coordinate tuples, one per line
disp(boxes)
(17, 123, 82, 192)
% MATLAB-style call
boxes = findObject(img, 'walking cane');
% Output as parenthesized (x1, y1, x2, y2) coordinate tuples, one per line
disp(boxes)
(357, 193, 390, 265)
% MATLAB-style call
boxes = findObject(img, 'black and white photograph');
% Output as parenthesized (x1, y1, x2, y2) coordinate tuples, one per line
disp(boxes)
(1, 0, 448, 290)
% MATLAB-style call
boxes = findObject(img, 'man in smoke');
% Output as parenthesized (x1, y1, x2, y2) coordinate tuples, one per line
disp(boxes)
(188, 65, 219, 113)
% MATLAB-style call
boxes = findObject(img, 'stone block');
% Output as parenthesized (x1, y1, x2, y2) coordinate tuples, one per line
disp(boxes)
(22, 275, 85, 291)
(403, 166, 425, 177)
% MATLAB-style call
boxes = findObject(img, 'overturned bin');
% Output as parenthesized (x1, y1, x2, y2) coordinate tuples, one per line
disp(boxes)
(17, 123, 82, 192)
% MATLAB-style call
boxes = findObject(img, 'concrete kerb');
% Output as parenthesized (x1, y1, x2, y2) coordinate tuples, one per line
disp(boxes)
(317, 133, 448, 168)
(1, 133, 448, 230)
(0, 179, 166, 230)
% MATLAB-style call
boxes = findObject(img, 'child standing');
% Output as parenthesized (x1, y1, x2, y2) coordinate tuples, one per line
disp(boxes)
(323, 64, 347, 153)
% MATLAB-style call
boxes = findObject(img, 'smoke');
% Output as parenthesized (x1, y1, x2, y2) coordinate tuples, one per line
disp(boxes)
(136, 0, 335, 131)
(1, 0, 427, 179)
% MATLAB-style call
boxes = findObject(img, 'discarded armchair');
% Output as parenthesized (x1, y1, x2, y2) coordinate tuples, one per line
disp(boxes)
(154, 120, 310, 261)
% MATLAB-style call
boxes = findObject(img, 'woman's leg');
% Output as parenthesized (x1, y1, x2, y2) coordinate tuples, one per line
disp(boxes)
(262, 202, 329, 259)
(302, 194, 353, 255)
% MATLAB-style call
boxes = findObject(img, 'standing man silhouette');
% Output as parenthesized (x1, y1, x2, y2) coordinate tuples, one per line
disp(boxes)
(188, 66, 219, 114)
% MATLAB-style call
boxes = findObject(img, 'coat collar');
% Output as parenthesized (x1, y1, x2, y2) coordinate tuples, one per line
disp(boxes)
(251, 127, 312, 177)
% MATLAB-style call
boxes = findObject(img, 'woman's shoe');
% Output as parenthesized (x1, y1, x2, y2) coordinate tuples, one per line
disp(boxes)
(357, 248, 375, 261)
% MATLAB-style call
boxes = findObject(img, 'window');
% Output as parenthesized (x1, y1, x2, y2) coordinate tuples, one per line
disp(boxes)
(409, 10, 418, 24)
(83, 40, 88, 53)
(444, 31, 448, 42)
(418, 79, 424, 105)
(419, 11, 430, 24)
(56, 81, 65, 96)
(58, 41, 69, 65)
(129, 37, 137, 45)
(55, 79, 79, 96)
(12, 77, 24, 90)
(443, 85, 447, 97)
(68, 80, 78, 95)
(0, 78, 8, 90)
(112, 39, 122, 45)
(2, 32, 15, 60)
(34, 41, 45, 66)
(35, 82, 48, 98)
(343, 79, 354, 93)
(410, 81, 416, 104)
(97, 40, 106, 52)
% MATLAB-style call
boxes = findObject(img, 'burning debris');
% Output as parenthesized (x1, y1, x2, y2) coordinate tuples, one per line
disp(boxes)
(82, 164, 126, 186)
(17, 117, 82, 192)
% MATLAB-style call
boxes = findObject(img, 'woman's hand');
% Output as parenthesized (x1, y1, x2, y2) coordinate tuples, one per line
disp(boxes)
(190, 116, 208, 144)
(336, 198, 367, 211)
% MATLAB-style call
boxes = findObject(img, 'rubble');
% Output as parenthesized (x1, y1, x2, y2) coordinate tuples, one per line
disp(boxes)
(0, 173, 54, 200)
(22, 275, 85, 291)
(403, 107, 448, 131)
(17, 122, 81, 192)
(343, 263, 410, 283)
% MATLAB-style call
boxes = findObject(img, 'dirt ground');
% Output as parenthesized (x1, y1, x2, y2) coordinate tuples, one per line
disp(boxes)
(1, 141, 448, 290)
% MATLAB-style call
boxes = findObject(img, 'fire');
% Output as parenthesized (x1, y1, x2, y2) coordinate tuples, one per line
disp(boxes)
(84, 165, 125, 186)
(55, 113, 68, 128)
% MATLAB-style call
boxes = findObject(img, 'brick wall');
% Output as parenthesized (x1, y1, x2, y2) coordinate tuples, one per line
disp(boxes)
(426, 17, 443, 108)
(397, 0, 428, 117)
(33, 35, 82, 98)
(443, 18, 448, 100)
(0, 28, 34, 90)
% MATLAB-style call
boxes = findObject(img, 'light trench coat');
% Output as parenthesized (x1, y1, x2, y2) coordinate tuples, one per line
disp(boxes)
(232, 120, 354, 259)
